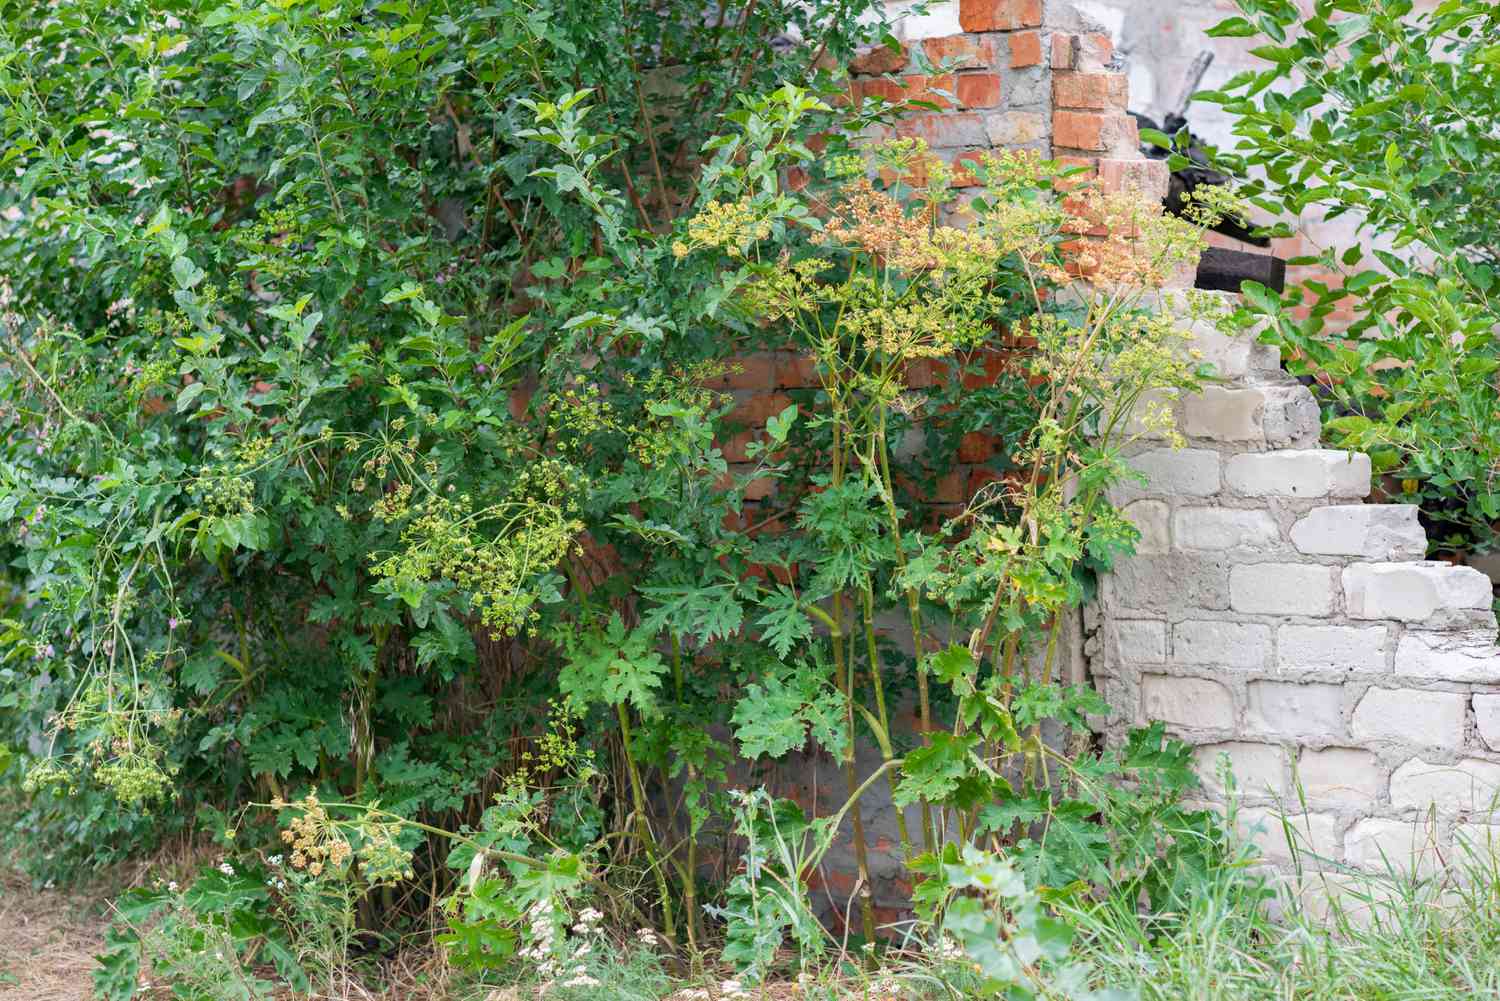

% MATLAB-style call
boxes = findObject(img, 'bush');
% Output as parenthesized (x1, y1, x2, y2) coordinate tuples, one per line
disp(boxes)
(0, 0, 1251, 995)
(1194, 0, 1500, 554)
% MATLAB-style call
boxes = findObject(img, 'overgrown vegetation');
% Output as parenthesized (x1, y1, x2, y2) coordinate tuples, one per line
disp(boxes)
(1190, 0, 1500, 556)
(2, 1, 1498, 999)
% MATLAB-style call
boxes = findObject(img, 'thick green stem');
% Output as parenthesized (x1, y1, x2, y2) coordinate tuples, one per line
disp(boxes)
(861, 581, 910, 855)
(828, 419, 877, 951)
(615, 702, 677, 946)
(875, 409, 935, 853)
(669, 634, 702, 965)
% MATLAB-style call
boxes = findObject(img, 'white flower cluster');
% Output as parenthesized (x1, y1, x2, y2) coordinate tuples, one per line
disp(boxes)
(519, 899, 608, 993)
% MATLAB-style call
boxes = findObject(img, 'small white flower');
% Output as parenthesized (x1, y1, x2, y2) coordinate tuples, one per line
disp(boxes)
(218, 862, 235, 876)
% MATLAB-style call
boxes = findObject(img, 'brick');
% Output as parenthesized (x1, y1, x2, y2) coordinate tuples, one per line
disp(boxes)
(1238, 808, 1341, 866)
(730, 391, 794, 427)
(1052, 72, 1128, 110)
(858, 74, 956, 109)
(983, 110, 1047, 147)
(1224, 450, 1371, 499)
(720, 429, 755, 463)
(1051, 33, 1077, 70)
(956, 73, 1002, 109)
(1172, 507, 1279, 552)
(922, 34, 997, 68)
(1097, 157, 1170, 201)
(1109, 554, 1229, 613)
(1121, 499, 1169, 555)
(1396, 630, 1500, 683)
(1389, 756, 1500, 813)
(1345, 818, 1443, 874)
(707, 354, 775, 390)
(894, 112, 988, 147)
(1114, 619, 1166, 663)
(1110, 448, 1221, 503)
(1297, 747, 1384, 807)
(1141, 675, 1235, 730)
(1343, 562, 1492, 622)
(1173, 620, 1272, 669)
(849, 42, 909, 76)
(958, 0, 1041, 32)
(1182, 388, 1265, 443)
(1290, 505, 1427, 560)
(956, 431, 996, 463)
(1351, 688, 1467, 749)
(1476, 695, 1500, 751)
(1053, 111, 1137, 153)
(1076, 33, 1115, 72)
(1194, 742, 1286, 797)
(948, 151, 990, 187)
(1278, 624, 1389, 672)
(1245, 682, 1345, 741)
(1230, 563, 1334, 616)
(1262, 384, 1323, 447)
(1003, 64, 1050, 107)
(1008, 31, 1042, 68)
(774, 352, 820, 389)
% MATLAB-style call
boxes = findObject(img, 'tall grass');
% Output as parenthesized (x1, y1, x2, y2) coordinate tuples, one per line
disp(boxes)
(1064, 813, 1500, 1001)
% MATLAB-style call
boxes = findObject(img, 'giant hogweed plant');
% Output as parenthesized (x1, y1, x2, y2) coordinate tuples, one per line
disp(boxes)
(420, 85, 1242, 987)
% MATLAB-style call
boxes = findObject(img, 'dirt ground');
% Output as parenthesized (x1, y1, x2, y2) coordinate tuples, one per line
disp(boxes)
(0, 869, 105, 1001)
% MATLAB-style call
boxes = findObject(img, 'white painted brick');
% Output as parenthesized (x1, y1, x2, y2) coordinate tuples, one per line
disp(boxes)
(1109, 555, 1230, 613)
(1296, 747, 1384, 808)
(1172, 507, 1280, 551)
(1475, 695, 1500, 752)
(1396, 631, 1500, 683)
(1141, 675, 1235, 730)
(1224, 450, 1371, 499)
(1194, 741, 1286, 797)
(1261, 384, 1322, 448)
(1277, 624, 1388, 672)
(1245, 682, 1345, 741)
(1111, 448, 1221, 503)
(1121, 499, 1170, 555)
(1230, 563, 1334, 616)
(1343, 562, 1492, 622)
(1351, 688, 1467, 749)
(1344, 817, 1444, 874)
(1173, 620, 1272, 669)
(1290, 505, 1427, 560)
(1182, 386, 1265, 442)
(1238, 808, 1342, 866)
(1188, 322, 1252, 378)
(1389, 757, 1500, 814)
(1113, 620, 1166, 663)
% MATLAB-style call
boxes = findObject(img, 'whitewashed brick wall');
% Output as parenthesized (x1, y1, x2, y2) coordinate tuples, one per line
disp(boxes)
(1088, 295, 1500, 874)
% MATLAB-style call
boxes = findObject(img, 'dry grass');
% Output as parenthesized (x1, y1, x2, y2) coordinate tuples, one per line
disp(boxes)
(0, 867, 107, 1001)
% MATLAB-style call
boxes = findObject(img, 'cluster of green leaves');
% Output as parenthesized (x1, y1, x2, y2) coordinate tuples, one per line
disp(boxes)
(0, 0, 887, 914)
(0, 0, 1241, 991)
(1191, 0, 1500, 553)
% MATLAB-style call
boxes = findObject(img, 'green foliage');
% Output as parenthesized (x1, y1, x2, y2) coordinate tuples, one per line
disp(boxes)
(0, 1, 1254, 993)
(1199, 0, 1500, 552)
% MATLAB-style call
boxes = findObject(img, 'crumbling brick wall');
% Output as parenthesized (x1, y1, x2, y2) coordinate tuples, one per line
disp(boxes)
(1088, 316, 1500, 880)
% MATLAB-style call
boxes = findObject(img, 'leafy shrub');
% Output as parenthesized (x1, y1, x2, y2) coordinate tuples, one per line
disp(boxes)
(1194, 0, 1500, 553)
(0, 0, 1251, 992)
